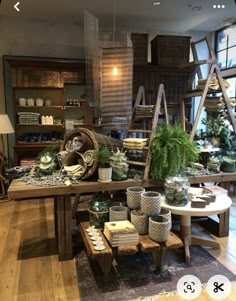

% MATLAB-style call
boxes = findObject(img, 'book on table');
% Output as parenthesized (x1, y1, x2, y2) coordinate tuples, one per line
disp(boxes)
(104, 220, 139, 247)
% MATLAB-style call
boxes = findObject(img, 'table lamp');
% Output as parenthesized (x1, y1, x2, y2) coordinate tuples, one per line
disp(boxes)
(0, 114, 14, 201)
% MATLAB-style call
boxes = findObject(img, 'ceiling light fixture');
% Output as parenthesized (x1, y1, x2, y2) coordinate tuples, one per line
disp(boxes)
(192, 6, 202, 11)
(152, 1, 161, 6)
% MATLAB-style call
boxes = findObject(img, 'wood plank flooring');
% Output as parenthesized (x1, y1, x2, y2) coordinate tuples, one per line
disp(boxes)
(0, 193, 236, 301)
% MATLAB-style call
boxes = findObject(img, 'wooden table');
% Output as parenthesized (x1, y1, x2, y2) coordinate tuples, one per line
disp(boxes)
(7, 178, 156, 261)
(161, 195, 232, 262)
(7, 173, 236, 261)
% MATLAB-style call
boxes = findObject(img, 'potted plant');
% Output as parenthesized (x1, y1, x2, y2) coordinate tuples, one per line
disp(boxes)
(149, 123, 199, 181)
(201, 114, 231, 147)
(98, 148, 112, 182)
(110, 148, 129, 181)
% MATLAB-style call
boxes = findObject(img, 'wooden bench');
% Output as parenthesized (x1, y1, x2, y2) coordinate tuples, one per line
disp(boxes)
(79, 222, 183, 276)
(79, 222, 113, 276)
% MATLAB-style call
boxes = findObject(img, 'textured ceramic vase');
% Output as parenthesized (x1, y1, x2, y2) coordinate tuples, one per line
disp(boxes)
(141, 191, 161, 216)
(131, 210, 148, 234)
(109, 206, 128, 222)
(148, 216, 170, 242)
(127, 186, 145, 209)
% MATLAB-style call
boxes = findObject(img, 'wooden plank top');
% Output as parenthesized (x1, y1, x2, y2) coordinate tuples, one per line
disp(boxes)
(7, 172, 236, 200)
(7, 178, 158, 200)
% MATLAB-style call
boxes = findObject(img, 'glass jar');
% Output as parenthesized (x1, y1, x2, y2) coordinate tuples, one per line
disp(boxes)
(164, 175, 190, 206)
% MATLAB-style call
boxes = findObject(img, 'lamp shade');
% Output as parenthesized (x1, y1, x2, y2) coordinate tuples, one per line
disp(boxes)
(0, 114, 14, 134)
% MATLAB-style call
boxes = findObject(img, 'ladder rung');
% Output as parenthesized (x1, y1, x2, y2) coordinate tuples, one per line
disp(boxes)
(127, 160, 146, 166)
(127, 130, 152, 133)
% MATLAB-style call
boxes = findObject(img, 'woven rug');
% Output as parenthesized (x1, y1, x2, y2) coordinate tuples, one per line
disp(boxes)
(75, 242, 236, 301)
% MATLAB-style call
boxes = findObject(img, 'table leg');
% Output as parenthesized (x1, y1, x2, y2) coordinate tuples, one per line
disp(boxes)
(180, 215, 220, 263)
(55, 195, 73, 261)
(180, 216, 191, 263)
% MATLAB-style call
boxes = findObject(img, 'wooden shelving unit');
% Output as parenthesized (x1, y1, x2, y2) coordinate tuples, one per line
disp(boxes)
(4, 56, 95, 165)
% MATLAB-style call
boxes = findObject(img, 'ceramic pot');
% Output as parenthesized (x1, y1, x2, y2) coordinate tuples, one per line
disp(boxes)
(109, 206, 128, 222)
(27, 98, 35, 106)
(141, 191, 161, 216)
(19, 98, 26, 106)
(98, 167, 112, 183)
(148, 215, 170, 242)
(45, 99, 52, 106)
(36, 98, 44, 106)
(127, 186, 145, 209)
(131, 210, 148, 234)
(159, 208, 172, 230)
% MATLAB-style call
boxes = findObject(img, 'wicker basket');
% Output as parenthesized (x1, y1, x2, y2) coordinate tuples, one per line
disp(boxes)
(61, 128, 99, 179)
(151, 35, 191, 65)
(61, 128, 123, 179)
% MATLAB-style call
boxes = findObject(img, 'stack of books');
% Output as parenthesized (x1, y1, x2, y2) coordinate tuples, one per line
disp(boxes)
(103, 221, 139, 247)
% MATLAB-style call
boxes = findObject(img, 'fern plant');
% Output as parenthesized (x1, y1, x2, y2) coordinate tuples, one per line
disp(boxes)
(149, 124, 199, 181)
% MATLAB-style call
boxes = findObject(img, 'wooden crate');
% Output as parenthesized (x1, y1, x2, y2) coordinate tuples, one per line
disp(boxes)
(151, 35, 191, 65)
(131, 33, 148, 65)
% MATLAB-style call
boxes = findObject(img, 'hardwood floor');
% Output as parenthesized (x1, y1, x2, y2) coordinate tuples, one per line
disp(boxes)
(0, 193, 236, 301)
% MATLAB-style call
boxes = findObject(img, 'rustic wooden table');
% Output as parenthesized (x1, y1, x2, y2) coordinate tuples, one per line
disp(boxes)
(7, 172, 236, 261)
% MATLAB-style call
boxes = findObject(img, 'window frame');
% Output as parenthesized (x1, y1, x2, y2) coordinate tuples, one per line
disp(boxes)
(215, 22, 236, 70)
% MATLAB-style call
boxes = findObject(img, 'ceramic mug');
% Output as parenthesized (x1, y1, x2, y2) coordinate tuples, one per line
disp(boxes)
(45, 99, 52, 106)
(27, 98, 35, 106)
(36, 98, 44, 106)
(19, 98, 26, 106)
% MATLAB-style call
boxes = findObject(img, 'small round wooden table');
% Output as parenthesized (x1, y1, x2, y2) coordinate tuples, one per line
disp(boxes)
(161, 194, 232, 262)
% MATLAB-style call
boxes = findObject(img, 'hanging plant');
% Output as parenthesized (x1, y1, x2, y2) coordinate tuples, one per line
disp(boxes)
(149, 124, 199, 181)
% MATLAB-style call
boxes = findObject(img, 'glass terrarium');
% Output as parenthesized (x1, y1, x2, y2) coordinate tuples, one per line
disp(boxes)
(164, 175, 190, 206)
(89, 193, 110, 229)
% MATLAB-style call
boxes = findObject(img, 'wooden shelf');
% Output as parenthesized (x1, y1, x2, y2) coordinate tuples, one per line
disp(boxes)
(17, 105, 63, 109)
(14, 142, 62, 148)
(17, 124, 64, 127)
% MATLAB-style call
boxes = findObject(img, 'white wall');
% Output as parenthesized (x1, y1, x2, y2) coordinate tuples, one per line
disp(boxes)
(0, 15, 85, 112)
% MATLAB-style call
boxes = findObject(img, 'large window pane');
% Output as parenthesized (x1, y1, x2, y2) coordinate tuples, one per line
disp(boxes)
(226, 77, 236, 98)
(228, 46, 236, 68)
(217, 50, 227, 69)
(228, 25, 236, 48)
(216, 30, 227, 51)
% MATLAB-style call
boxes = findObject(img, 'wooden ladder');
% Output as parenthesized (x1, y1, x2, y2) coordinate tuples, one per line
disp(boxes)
(181, 36, 236, 139)
(125, 84, 169, 180)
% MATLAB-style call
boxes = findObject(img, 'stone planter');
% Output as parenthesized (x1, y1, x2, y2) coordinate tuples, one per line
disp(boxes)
(109, 206, 128, 221)
(141, 191, 161, 216)
(159, 208, 172, 230)
(148, 216, 170, 242)
(127, 186, 145, 209)
(131, 210, 148, 234)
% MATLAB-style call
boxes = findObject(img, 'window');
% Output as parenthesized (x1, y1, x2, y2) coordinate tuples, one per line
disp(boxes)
(215, 23, 236, 70)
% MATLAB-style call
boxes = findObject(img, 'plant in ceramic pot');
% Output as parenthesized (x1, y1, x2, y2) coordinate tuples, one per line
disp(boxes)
(201, 114, 231, 147)
(110, 148, 129, 181)
(149, 123, 199, 181)
(98, 148, 112, 182)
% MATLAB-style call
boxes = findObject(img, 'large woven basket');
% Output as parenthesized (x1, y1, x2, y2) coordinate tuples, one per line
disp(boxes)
(61, 128, 123, 179)
(61, 128, 99, 179)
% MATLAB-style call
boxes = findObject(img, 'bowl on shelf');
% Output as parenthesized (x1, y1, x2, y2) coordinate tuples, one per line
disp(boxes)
(27, 98, 35, 106)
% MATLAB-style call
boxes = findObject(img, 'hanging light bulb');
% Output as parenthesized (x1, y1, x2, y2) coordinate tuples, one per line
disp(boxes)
(113, 65, 118, 76)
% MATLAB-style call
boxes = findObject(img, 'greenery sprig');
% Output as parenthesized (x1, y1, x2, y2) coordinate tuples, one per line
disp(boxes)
(150, 124, 199, 181)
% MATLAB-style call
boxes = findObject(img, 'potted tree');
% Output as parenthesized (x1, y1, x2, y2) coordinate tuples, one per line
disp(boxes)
(149, 123, 199, 181)
(98, 148, 112, 182)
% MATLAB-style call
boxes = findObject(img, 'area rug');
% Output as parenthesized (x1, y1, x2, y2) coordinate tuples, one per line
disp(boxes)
(75, 244, 236, 301)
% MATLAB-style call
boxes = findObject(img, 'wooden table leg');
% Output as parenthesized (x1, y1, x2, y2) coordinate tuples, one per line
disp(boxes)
(180, 215, 220, 263)
(54, 198, 58, 244)
(56, 195, 73, 261)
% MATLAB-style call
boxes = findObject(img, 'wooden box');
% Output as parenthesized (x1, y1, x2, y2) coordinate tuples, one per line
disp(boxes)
(151, 35, 191, 65)
(131, 33, 148, 65)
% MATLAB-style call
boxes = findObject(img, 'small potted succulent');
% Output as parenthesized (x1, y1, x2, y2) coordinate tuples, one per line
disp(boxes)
(110, 148, 129, 181)
(98, 148, 112, 182)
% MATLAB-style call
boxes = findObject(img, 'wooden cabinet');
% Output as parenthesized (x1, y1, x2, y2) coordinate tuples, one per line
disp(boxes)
(4, 56, 94, 165)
